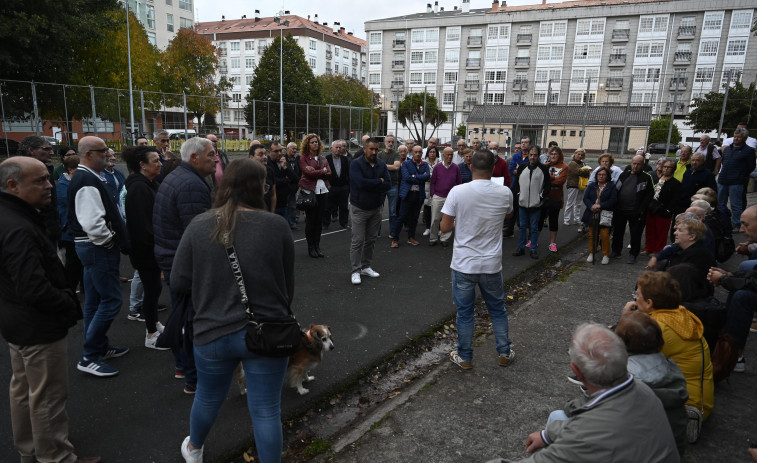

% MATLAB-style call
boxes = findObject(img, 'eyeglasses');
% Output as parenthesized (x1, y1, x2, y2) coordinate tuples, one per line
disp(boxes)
(35, 146, 54, 152)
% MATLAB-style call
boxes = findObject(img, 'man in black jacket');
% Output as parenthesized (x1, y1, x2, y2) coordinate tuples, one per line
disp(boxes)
(0, 157, 101, 463)
(285, 142, 301, 229)
(610, 155, 654, 264)
(269, 141, 298, 222)
(324, 139, 351, 229)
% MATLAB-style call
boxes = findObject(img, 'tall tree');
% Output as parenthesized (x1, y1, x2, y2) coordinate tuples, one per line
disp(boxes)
(648, 115, 681, 146)
(685, 82, 757, 137)
(317, 75, 376, 139)
(244, 34, 321, 143)
(397, 92, 448, 146)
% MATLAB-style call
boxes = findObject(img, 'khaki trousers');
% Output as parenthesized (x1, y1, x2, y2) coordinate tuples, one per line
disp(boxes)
(9, 337, 77, 463)
(430, 195, 453, 243)
(588, 225, 611, 257)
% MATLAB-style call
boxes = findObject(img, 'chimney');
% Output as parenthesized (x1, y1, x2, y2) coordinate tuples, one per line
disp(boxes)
(254, 10, 260, 19)
(348, 31, 353, 35)
(314, 14, 319, 24)
(491, 1, 499, 11)
(454, 6, 458, 10)
(284, 10, 290, 14)
(323, 22, 328, 27)
(307, 15, 310, 21)
(462, 0, 470, 14)
(339, 27, 346, 33)
(427, 3, 432, 13)
(542, 0, 546, 4)
(434, 1, 439, 13)
(440, 6, 444, 11)
(221, 15, 225, 21)
(501, 1, 507, 7)
(241, 14, 246, 19)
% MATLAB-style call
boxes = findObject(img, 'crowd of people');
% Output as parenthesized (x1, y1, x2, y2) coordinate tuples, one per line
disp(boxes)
(1, 123, 756, 463)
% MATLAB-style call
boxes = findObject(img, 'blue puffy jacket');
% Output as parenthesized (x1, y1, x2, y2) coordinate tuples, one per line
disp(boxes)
(398, 160, 431, 200)
(718, 143, 756, 186)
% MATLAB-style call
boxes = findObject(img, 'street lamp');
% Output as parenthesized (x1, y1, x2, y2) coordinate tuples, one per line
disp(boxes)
(124, 0, 136, 145)
(273, 13, 289, 144)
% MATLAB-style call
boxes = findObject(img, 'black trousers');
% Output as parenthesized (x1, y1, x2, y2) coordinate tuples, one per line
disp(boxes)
(323, 184, 350, 228)
(611, 210, 646, 257)
(134, 260, 162, 334)
(305, 193, 327, 246)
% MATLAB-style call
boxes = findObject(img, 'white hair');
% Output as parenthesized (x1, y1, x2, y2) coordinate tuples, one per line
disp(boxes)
(180, 137, 213, 162)
(569, 323, 628, 387)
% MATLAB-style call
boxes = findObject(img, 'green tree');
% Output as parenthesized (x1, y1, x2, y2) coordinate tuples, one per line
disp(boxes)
(456, 123, 466, 138)
(244, 34, 321, 143)
(685, 82, 757, 137)
(396, 92, 448, 146)
(316, 74, 376, 139)
(648, 115, 681, 147)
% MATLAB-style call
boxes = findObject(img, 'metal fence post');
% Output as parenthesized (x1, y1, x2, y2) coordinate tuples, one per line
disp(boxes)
(514, 80, 524, 143)
(140, 90, 146, 137)
(306, 103, 310, 135)
(580, 77, 591, 148)
(328, 104, 332, 142)
(717, 70, 734, 142)
(219, 93, 225, 146)
(543, 79, 552, 150)
(0, 83, 10, 157)
(621, 77, 633, 155)
(31, 82, 40, 136)
(482, 82, 488, 142)
(252, 99, 256, 139)
(90, 85, 98, 136)
(63, 84, 70, 143)
(665, 77, 681, 156)
(182, 91, 188, 140)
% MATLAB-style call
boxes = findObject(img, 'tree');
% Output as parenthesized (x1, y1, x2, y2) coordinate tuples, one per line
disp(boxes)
(244, 34, 321, 142)
(316, 75, 376, 139)
(648, 115, 681, 146)
(396, 92, 448, 147)
(456, 123, 466, 138)
(685, 82, 757, 137)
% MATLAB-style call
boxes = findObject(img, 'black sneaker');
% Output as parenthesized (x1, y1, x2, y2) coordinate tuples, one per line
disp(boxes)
(127, 312, 145, 322)
(157, 304, 168, 312)
(512, 247, 525, 256)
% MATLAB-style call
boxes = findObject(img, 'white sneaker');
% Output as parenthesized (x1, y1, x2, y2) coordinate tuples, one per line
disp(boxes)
(156, 321, 165, 333)
(423, 229, 430, 236)
(181, 436, 203, 463)
(601, 256, 610, 265)
(145, 331, 170, 350)
(563, 221, 571, 226)
(360, 267, 380, 278)
(586, 254, 593, 263)
(351, 272, 362, 285)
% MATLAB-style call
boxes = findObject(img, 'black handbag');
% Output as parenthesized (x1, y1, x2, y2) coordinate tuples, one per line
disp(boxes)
(223, 240, 302, 358)
(296, 188, 316, 211)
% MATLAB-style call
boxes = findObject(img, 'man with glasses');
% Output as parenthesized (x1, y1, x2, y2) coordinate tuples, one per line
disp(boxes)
(249, 144, 275, 212)
(422, 137, 438, 159)
(68, 136, 130, 377)
(453, 140, 466, 164)
(324, 139, 351, 229)
(19, 135, 61, 243)
(504, 136, 532, 238)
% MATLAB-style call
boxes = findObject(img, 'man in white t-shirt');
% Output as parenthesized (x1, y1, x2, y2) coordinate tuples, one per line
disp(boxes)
(440, 150, 515, 370)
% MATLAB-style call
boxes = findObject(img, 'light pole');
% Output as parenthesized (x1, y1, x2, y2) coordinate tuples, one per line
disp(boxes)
(274, 13, 289, 144)
(124, 0, 136, 144)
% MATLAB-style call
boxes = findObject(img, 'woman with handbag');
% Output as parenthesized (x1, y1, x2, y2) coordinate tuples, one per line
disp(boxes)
(582, 167, 617, 264)
(645, 159, 682, 255)
(299, 133, 331, 258)
(171, 158, 295, 463)
(541, 146, 568, 252)
(564, 148, 588, 227)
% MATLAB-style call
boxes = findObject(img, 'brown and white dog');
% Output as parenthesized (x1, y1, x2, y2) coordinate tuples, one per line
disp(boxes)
(235, 324, 335, 396)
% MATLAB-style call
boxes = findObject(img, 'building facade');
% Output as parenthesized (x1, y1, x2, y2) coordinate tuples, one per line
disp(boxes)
(196, 12, 367, 138)
(365, 0, 756, 149)
(124, 0, 195, 49)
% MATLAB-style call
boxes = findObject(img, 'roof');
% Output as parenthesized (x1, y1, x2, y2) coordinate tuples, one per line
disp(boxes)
(195, 15, 367, 48)
(466, 105, 653, 126)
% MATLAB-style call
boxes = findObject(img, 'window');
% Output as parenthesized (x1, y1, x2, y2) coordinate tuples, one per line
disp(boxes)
(635, 41, 665, 59)
(229, 76, 240, 86)
(232, 93, 242, 102)
(574, 44, 601, 60)
(245, 40, 254, 51)
(446, 27, 461, 42)
(484, 71, 506, 83)
(653, 16, 668, 33)
(699, 40, 719, 57)
(411, 28, 439, 45)
(721, 66, 743, 86)
(230, 58, 240, 70)
(166, 14, 174, 32)
(180, 17, 193, 29)
(680, 17, 695, 28)
(411, 51, 423, 64)
(632, 67, 660, 83)
(369, 32, 382, 45)
(485, 47, 508, 63)
(443, 92, 455, 105)
(245, 75, 253, 86)
(166, 0, 172, 5)
(638, 15, 668, 35)
(470, 28, 482, 37)
(694, 66, 715, 83)
(535, 69, 561, 83)
(533, 92, 559, 105)
(146, 5, 155, 29)
(703, 12, 723, 31)
(230, 41, 240, 52)
(571, 68, 598, 84)
(368, 73, 381, 85)
(445, 49, 459, 64)
(410, 72, 422, 84)
(369, 52, 381, 65)
(731, 11, 752, 32)
(606, 94, 620, 104)
(649, 43, 664, 58)
(245, 58, 255, 69)
(519, 25, 532, 34)
(412, 30, 424, 43)
(615, 20, 629, 30)
(335, 46, 340, 57)
(309, 39, 317, 51)
(179, 0, 191, 11)
(308, 58, 316, 69)
(484, 92, 505, 104)
(537, 45, 563, 62)
(424, 72, 436, 85)
(444, 72, 458, 84)
(639, 17, 654, 34)
(487, 25, 510, 40)
(726, 39, 747, 57)
(424, 50, 437, 64)
(576, 19, 604, 38)
(675, 43, 691, 53)
(147, 31, 156, 46)
(540, 21, 566, 38)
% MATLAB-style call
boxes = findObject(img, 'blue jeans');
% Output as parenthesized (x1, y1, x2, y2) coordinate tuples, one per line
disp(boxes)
(386, 185, 399, 234)
(718, 183, 746, 228)
(274, 205, 289, 225)
(75, 242, 122, 361)
(191, 329, 288, 462)
(451, 270, 511, 362)
(739, 260, 757, 271)
(129, 269, 143, 314)
(518, 207, 542, 252)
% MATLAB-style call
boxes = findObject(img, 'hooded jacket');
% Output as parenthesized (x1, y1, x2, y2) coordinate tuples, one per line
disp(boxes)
(651, 307, 714, 419)
(512, 162, 550, 209)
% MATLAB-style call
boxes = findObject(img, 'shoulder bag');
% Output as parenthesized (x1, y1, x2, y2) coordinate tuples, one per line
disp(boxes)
(223, 233, 302, 358)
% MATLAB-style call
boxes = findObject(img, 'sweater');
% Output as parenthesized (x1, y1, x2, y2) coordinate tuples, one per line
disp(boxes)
(430, 161, 462, 198)
(349, 155, 391, 210)
(170, 210, 294, 346)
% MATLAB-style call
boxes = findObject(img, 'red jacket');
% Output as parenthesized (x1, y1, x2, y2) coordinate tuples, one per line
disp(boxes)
(493, 156, 511, 188)
(298, 153, 331, 191)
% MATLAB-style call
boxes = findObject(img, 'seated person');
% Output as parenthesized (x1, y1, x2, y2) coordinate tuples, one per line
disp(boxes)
(615, 311, 689, 457)
(488, 324, 680, 463)
(668, 264, 725, 352)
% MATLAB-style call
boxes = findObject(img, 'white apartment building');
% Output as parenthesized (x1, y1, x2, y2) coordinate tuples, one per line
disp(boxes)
(124, 0, 195, 49)
(365, 0, 757, 144)
(196, 12, 367, 137)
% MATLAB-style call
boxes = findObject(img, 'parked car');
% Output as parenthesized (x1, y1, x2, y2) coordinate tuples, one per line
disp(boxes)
(647, 143, 679, 155)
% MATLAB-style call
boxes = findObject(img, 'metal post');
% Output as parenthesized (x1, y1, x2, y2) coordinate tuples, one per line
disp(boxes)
(580, 76, 591, 148)
(423, 88, 427, 144)
(125, 0, 136, 145)
(621, 77, 633, 155)
(31, 82, 40, 136)
(370, 99, 373, 135)
(328, 104, 332, 142)
(514, 80, 524, 143)
(349, 104, 352, 141)
(665, 77, 680, 156)
(395, 91, 400, 139)
(279, 28, 284, 143)
(140, 90, 146, 136)
(0, 83, 10, 157)
(482, 82, 488, 141)
(63, 84, 70, 143)
(717, 70, 734, 142)
(182, 91, 188, 140)
(90, 85, 98, 136)
(219, 93, 225, 146)
(543, 79, 552, 150)
(252, 99, 256, 139)
(450, 86, 456, 143)
(306, 103, 309, 135)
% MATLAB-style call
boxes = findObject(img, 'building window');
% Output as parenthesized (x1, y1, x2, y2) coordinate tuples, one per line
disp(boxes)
(410, 72, 422, 85)
(309, 39, 317, 51)
(230, 41, 240, 52)
(574, 44, 601, 60)
(485, 47, 508, 63)
(484, 92, 505, 104)
(369, 52, 381, 65)
(245, 40, 254, 51)
(443, 92, 455, 105)
(576, 19, 604, 37)
(245, 58, 255, 69)
(423, 72, 436, 85)
(424, 50, 437, 64)
(487, 24, 510, 40)
(570, 68, 598, 84)
(444, 71, 458, 84)
(335, 46, 340, 57)
(166, 0, 172, 5)
(694, 66, 715, 83)
(653, 16, 668, 33)
(725, 39, 746, 57)
(369, 32, 382, 45)
(309, 57, 316, 69)
(445, 49, 459, 64)
(411, 51, 423, 64)
(484, 70, 506, 83)
(615, 19, 629, 30)
(147, 31, 156, 46)
(180, 17, 193, 29)
(698, 40, 719, 57)
(245, 75, 253, 86)
(166, 14, 174, 32)
(730, 11, 753, 32)
(446, 27, 461, 42)
(635, 41, 665, 59)
(411, 28, 439, 44)
(368, 73, 381, 85)
(146, 5, 155, 29)
(535, 69, 561, 83)
(232, 93, 242, 102)
(179, 0, 191, 11)
(230, 58, 240, 70)
(703, 12, 723, 31)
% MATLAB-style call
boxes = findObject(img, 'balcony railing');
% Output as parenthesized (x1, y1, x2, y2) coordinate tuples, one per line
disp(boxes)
(674, 51, 691, 63)
(609, 53, 626, 65)
(670, 77, 688, 89)
(392, 60, 405, 69)
(467, 36, 482, 46)
(352, 58, 358, 67)
(466, 58, 481, 68)
(514, 56, 530, 67)
(678, 25, 696, 39)
(463, 101, 477, 110)
(392, 39, 406, 49)
(325, 50, 332, 60)
(605, 77, 623, 89)
(611, 29, 630, 41)
(516, 34, 532, 45)
(464, 80, 480, 90)
(390, 80, 405, 89)
(664, 102, 686, 113)
(513, 79, 528, 89)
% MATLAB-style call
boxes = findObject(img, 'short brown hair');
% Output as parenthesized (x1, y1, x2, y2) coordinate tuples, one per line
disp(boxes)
(615, 311, 664, 355)
(598, 153, 615, 165)
(636, 271, 681, 310)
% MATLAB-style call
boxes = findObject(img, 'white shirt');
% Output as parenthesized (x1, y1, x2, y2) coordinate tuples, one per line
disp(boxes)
(588, 165, 623, 184)
(452, 150, 464, 165)
(441, 179, 513, 274)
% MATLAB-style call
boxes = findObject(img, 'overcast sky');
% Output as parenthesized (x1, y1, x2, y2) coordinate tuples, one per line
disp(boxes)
(194, 0, 542, 41)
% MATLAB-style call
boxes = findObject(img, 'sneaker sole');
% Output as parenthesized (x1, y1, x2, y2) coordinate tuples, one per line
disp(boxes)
(103, 347, 130, 360)
(127, 315, 145, 322)
(77, 363, 118, 377)
(449, 352, 472, 370)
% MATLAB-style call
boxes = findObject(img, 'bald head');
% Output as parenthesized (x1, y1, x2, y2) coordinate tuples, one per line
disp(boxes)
(0, 157, 52, 209)
(741, 205, 757, 241)
(77, 136, 109, 172)
(630, 155, 645, 174)
(361, 135, 370, 144)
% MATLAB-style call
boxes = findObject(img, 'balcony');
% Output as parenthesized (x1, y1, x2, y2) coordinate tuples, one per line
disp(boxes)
(608, 53, 626, 66)
(678, 25, 696, 39)
(670, 76, 688, 89)
(325, 67, 332, 75)
(466, 58, 481, 68)
(392, 60, 405, 70)
(516, 34, 532, 45)
(611, 29, 630, 41)
(514, 56, 530, 67)
(605, 77, 623, 89)
(463, 101, 477, 110)
(325, 50, 332, 60)
(674, 51, 691, 64)
(464, 80, 480, 90)
(219, 49, 228, 57)
(352, 58, 358, 67)
(390, 80, 405, 89)
(664, 102, 686, 113)
(512, 79, 528, 89)
(467, 36, 482, 47)
(219, 66, 228, 74)
(392, 39, 406, 49)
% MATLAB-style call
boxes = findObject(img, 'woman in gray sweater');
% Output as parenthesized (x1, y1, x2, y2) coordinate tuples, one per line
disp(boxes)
(171, 158, 294, 463)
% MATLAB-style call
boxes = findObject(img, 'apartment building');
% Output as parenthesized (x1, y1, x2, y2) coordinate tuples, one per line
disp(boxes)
(365, 0, 756, 144)
(196, 12, 367, 137)
(124, 0, 195, 49)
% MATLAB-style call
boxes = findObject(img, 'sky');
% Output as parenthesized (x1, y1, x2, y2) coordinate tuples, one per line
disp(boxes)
(194, 0, 543, 41)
